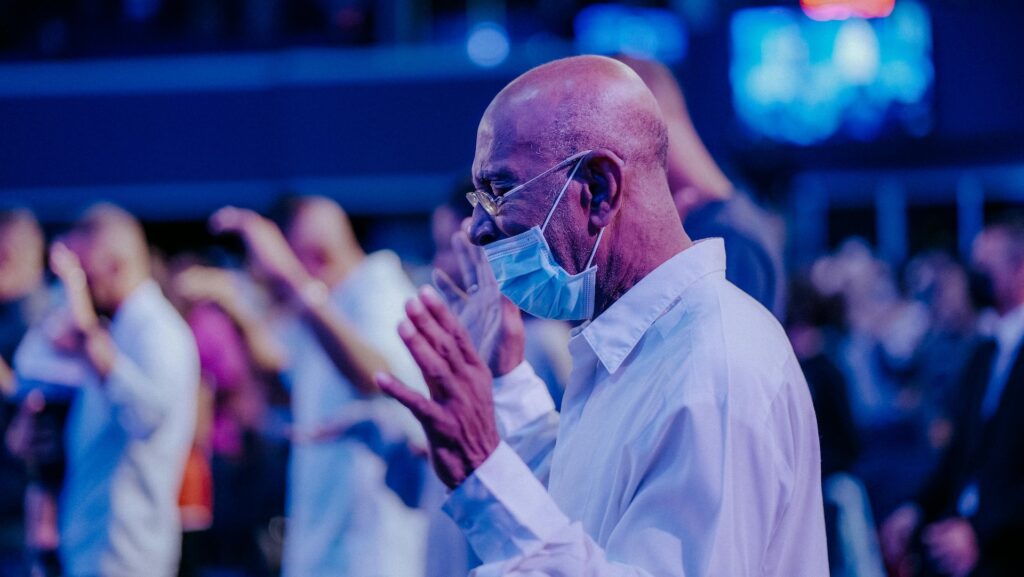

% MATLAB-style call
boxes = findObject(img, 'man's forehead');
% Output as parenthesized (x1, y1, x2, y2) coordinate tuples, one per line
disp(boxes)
(473, 113, 540, 180)
(473, 129, 514, 178)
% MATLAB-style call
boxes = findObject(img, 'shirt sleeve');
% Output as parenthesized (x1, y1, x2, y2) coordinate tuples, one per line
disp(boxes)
(103, 323, 199, 439)
(441, 443, 666, 577)
(491, 362, 559, 485)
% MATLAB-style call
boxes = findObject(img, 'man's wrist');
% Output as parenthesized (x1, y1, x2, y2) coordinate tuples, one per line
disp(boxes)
(461, 433, 501, 484)
(444, 441, 571, 562)
(82, 327, 116, 378)
(290, 277, 329, 312)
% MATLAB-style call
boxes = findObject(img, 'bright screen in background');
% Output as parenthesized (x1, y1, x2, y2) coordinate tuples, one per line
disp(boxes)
(730, 0, 932, 146)
(575, 4, 688, 64)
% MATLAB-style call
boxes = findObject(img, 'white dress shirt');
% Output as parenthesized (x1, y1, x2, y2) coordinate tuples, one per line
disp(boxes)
(42, 280, 199, 577)
(280, 250, 429, 577)
(443, 239, 829, 577)
(980, 303, 1024, 420)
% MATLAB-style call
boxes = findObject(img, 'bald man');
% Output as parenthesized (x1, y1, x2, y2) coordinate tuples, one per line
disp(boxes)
(12, 204, 199, 577)
(210, 197, 429, 577)
(617, 56, 787, 319)
(379, 56, 828, 576)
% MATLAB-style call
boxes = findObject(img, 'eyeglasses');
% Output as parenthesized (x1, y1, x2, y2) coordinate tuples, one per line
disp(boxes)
(466, 150, 593, 216)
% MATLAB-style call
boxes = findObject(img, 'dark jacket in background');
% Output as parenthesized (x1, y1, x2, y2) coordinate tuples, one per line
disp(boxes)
(685, 191, 787, 320)
(801, 353, 861, 478)
(916, 338, 1024, 577)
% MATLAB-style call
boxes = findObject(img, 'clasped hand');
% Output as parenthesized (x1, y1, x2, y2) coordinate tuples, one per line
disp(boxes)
(378, 230, 524, 488)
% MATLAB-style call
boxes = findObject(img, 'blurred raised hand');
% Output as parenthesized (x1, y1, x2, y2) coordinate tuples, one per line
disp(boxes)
(48, 242, 117, 374)
(210, 207, 310, 294)
(432, 230, 524, 377)
(173, 263, 289, 376)
(923, 518, 979, 577)
(49, 242, 98, 334)
(173, 265, 239, 309)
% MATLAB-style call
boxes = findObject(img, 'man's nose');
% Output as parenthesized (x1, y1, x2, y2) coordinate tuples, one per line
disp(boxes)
(467, 206, 500, 246)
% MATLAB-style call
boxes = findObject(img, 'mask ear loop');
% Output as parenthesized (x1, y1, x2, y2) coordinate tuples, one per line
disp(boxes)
(540, 153, 606, 271)
(541, 155, 588, 233)
(584, 227, 605, 270)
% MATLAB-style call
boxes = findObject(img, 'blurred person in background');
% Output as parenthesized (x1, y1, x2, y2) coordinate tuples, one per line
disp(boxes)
(0, 210, 46, 395)
(811, 239, 934, 517)
(209, 196, 429, 577)
(787, 278, 885, 577)
(0, 209, 49, 575)
(171, 258, 289, 577)
(153, 253, 232, 577)
(881, 217, 1024, 577)
(903, 253, 979, 457)
(11, 204, 199, 577)
(786, 278, 860, 480)
(617, 55, 787, 319)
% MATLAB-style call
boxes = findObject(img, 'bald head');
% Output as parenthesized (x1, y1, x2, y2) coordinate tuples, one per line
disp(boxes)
(67, 203, 150, 313)
(0, 209, 45, 302)
(481, 55, 668, 172)
(281, 196, 365, 287)
(469, 55, 691, 317)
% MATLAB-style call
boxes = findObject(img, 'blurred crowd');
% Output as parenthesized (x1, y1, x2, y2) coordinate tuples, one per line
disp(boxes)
(1, 0, 387, 57)
(0, 0, 565, 58)
(0, 56, 1022, 577)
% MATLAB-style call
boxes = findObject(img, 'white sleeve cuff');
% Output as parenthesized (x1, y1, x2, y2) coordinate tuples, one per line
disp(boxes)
(443, 441, 570, 563)
(492, 362, 556, 438)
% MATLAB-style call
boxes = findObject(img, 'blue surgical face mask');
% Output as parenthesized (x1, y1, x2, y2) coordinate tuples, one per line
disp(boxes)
(482, 154, 606, 321)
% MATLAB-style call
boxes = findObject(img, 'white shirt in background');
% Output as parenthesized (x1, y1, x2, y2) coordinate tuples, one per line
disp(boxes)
(443, 239, 829, 577)
(280, 250, 428, 577)
(40, 280, 199, 577)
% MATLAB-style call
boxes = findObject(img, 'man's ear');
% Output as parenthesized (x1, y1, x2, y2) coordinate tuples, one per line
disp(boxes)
(580, 149, 624, 231)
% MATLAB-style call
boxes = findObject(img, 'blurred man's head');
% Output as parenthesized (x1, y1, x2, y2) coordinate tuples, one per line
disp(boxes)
(971, 217, 1024, 315)
(467, 55, 688, 315)
(65, 203, 150, 315)
(0, 209, 45, 303)
(905, 252, 975, 334)
(279, 196, 365, 287)
(615, 55, 733, 220)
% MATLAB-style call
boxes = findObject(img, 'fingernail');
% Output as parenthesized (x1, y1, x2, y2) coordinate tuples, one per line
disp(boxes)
(406, 297, 424, 314)
(420, 285, 442, 305)
(398, 320, 415, 338)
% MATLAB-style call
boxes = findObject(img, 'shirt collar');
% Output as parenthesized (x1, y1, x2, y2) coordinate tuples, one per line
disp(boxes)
(577, 238, 727, 374)
(994, 302, 1024, 353)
